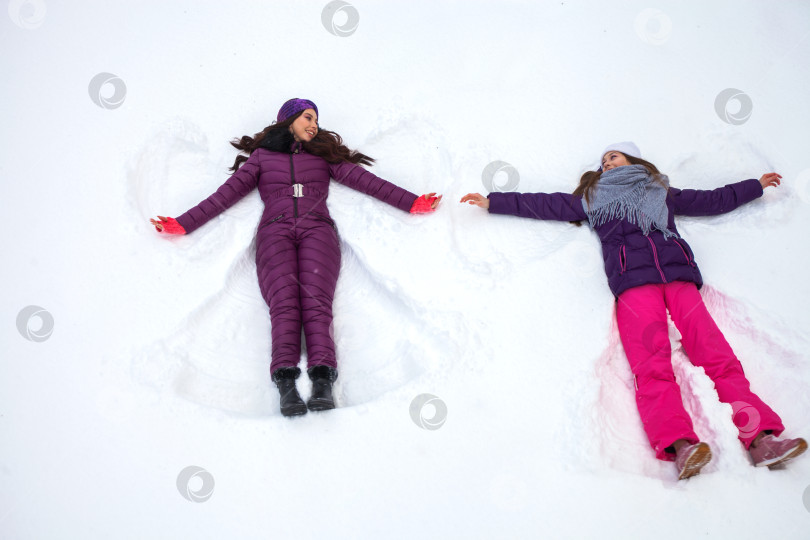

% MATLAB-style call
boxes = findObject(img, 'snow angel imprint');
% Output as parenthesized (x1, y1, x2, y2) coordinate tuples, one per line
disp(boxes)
(461, 141, 806, 480)
(151, 98, 442, 417)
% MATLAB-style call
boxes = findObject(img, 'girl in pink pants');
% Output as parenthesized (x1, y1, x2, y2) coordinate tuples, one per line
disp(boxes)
(462, 141, 807, 479)
(616, 281, 786, 469)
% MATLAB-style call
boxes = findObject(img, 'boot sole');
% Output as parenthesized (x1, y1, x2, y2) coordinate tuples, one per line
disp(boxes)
(678, 443, 712, 480)
(307, 398, 335, 412)
(757, 438, 808, 468)
(280, 404, 308, 417)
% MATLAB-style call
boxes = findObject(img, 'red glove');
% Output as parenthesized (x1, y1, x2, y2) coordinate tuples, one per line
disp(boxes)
(150, 216, 186, 234)
(409, 195, 439, 214)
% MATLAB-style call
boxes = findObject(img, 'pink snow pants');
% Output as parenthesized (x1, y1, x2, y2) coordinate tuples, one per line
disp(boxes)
(616, 281, 784, 461)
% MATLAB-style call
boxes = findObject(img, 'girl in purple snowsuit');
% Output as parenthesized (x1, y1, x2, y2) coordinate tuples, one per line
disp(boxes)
(461, 141, 806, 480)
(151, 99, 441, 417)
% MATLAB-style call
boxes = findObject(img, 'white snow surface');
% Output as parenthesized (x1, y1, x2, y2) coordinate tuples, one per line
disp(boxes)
(3, 1, 810, 538)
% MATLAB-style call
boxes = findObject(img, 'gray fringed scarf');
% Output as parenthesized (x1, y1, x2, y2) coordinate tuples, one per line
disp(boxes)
(582, 164, 677, 239)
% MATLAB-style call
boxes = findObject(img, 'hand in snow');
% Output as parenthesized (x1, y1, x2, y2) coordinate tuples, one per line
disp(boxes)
(460, 193, 490, 209)
(150, 216, 186, 234)
(759, 173, 782, 190)
(410, 193, 442, 213)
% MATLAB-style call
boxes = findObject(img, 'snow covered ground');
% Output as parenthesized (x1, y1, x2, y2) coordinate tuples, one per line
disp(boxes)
(3, 1, 810, 538)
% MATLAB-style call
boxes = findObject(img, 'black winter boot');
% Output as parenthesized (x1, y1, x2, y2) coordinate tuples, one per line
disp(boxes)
(272, 367, 307, 417)
(306, 365, 338, 411)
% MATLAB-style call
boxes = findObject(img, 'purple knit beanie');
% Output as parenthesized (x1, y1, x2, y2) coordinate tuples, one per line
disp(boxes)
(277, 98, 319, 123)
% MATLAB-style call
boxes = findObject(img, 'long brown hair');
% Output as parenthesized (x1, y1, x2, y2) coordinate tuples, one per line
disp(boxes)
(228, 111, 374, 172)
(570, 154, 666, 225)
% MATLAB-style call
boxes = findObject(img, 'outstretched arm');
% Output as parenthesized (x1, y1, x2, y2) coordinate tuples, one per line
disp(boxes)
(330, 161, 443, 213)
(670, 174, 779, 217)
(461, 191, 588, 222)
(149, 151, 262, 235)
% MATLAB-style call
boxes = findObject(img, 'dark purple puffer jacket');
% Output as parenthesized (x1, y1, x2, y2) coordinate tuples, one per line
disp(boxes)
(487, 178, 763, 298)
(175, 146, 418, 234)
(173, 144, 418, 373)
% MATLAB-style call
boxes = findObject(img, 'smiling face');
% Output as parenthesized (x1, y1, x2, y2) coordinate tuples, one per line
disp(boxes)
(602, 150, 632, 171)
(288, 108, 319, 142)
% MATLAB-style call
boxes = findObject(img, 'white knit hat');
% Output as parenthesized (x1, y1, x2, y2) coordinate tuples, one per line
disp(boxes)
(600, 141, 641, 165)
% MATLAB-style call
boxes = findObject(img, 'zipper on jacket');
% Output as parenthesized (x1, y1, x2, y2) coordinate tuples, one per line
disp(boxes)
(289, 153, 298, 218)
(619, 245, 627, 274)
(673, 239, 696, 267)
(310, 213, 338, 232)
(259, 213, 285, 230)
(646, 236, 667, 283)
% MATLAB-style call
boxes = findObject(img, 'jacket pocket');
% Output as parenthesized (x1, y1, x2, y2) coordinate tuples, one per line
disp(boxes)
(310, 212, 338, 232)
(619, 245, 627, 274)
(259, 213, 285, 230)
(673, 239, 696, 267)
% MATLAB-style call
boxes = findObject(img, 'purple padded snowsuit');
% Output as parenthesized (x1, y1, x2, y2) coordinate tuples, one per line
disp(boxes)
(175, 143, 418, 373)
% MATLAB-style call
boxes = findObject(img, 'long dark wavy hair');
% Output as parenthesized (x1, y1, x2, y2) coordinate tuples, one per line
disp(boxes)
(570, 153, 667, 225)
(228, 111, 374, 172)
